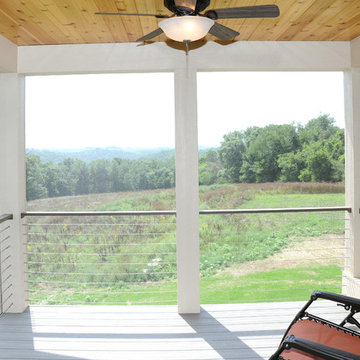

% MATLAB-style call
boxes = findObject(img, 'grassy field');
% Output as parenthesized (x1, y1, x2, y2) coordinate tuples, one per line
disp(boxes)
(33, 265, 341, 305)
(26, 182, 346, 305)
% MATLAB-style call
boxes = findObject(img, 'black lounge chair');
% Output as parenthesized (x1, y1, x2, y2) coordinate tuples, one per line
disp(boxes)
(269, 290, 360, 360)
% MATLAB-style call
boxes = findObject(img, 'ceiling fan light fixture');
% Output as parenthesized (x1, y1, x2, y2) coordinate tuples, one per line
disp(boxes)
(159, 16, 214, 42)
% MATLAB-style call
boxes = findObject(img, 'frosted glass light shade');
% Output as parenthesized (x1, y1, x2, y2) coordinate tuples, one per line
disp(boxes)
(159, 16, 214, 42)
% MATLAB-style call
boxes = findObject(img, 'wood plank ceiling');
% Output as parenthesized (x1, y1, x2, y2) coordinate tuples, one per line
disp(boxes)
(0, 0, 359, 46)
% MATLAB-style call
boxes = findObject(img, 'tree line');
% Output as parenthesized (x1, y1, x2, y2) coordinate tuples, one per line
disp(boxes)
(26, 114, 344, 201)
(26, 156, 175, 201)
(200, 114, 344, 185)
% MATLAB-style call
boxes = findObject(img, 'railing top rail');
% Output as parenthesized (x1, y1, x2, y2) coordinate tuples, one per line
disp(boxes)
(200, 206, 352, 215)
(21, 210, 176, 218)
(21, 206, 351, 218)
(0, 214, 13, 224)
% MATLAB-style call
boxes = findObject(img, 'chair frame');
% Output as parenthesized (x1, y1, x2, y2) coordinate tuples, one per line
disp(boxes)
(270, 334, 360, 360)
(281, 290, 360, 344)
(270, 290, 360, 360)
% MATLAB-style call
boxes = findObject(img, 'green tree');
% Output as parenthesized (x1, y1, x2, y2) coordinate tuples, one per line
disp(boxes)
(325, 130, 345, 182)
(43, 162, 62, 197)
(299, 142, 333, 182)
(218, 131, 245, 182)
(89, 159, 111, 193)
(26, 154, 48, 200)
(110, 158, 122, 192)
(307, 150, 333, 182)
(277, 152, 305, 182)
(242, 124, 299, 183)
(199, 150, 224, 185)
(297, 118, 344, 183)
(299, 114, 338, 145)
(119, 160, 135, 191)
(73, 160, 89, 195)
(243, 126, 262, 148)
(57, 158, 78, 196)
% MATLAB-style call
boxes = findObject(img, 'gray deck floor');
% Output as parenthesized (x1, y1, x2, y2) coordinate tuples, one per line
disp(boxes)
(0, 301, 349, 360)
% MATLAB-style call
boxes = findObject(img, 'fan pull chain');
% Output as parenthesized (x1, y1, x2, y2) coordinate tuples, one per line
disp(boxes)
(184, 40, 190, 55)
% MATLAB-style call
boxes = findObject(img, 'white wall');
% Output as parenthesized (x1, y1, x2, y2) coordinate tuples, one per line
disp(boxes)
(0, 35, 17, 73)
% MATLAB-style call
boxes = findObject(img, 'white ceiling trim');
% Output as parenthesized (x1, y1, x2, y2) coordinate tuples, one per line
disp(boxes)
(17, 40, 351, 75)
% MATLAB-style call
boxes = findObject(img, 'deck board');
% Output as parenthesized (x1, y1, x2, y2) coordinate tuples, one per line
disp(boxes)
(0, 301, 350, 360)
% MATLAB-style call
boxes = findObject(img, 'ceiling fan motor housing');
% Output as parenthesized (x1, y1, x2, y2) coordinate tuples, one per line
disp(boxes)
(164, 0, 210, 15)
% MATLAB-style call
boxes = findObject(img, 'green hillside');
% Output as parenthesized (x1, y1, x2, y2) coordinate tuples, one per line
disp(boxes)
(26, 183, 346, 305)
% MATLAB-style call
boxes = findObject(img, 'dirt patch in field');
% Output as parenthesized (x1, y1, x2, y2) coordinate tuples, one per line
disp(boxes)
(218, 234, 345, 277)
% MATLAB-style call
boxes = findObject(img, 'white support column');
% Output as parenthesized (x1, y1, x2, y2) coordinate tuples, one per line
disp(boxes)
(0, 74, 28, 313)
(0, 35, 17, 73)
(174, 66, 200, 314)
(343, 68, 360, 297)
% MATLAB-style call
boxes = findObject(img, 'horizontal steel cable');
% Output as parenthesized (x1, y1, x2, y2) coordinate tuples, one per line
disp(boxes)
(27, 232, 169, 236)
(25, 261, 176, 265)
(26, 298, 176, 305)
(25, 242, 176, 247)
(26, 270, 177, 276)
(25, 251, 175, 256)
(26, 288, 176, 295)
(26, 279, 177, 285)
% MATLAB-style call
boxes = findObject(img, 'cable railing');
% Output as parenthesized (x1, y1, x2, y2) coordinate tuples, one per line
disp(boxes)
(199, 208, 350, 304)
(0, 214, 13, 316)
(22, 206, 351, 217)
(23, 213, 177, 305)
(22, 206, 350, 306)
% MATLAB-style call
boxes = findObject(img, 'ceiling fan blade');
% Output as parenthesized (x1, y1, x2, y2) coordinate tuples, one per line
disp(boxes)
(95, 12, 169, 19)
(204, 5, 280, 20)
(208, 22, 239, 41)
(174, 0, 197, 11)
(136, 28, 164, 42)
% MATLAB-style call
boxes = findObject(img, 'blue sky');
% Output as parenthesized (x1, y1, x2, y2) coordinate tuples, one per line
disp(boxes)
(26, 71, 344, 149)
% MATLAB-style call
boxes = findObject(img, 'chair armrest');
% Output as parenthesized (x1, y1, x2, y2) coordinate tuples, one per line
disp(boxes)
(311, 290, 360, 311)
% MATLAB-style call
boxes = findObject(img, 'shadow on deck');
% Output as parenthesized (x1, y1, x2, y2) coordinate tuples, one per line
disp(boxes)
(0, 301, 346, 360)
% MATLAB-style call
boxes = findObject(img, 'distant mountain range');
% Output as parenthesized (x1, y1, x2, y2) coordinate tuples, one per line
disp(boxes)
(26, 146, 214, 163)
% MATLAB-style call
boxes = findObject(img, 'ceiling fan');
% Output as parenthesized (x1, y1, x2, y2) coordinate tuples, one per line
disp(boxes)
(96, 0, 280, 42)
